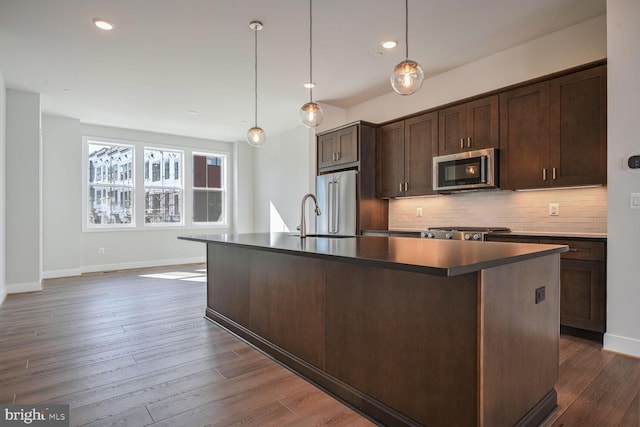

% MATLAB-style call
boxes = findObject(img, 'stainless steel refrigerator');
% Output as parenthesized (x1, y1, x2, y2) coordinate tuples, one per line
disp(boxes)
(316, 169, 357, 236)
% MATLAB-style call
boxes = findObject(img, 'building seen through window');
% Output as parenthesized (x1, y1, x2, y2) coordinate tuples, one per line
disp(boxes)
(87, 143, 134, 225)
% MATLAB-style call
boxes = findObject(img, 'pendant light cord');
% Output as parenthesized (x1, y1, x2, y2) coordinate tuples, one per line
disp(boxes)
(405, 0, 409, 59)
(254, 25, 258, 127)
(309, 0, 314, 103)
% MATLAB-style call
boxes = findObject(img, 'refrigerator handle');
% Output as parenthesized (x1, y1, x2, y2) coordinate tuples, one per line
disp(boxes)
(328, 181, 334, 233)
(332, 180, 340, 234)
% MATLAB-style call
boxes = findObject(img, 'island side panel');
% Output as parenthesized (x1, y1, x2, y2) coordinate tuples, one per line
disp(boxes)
(206, 243, 251, 327)
(324, 261, 480, 427)
(249, 250, 326, 369)
(479, 254, 560, 427)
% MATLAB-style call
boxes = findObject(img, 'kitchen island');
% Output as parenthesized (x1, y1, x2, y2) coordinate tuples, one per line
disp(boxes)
(179, 233, 567, 427)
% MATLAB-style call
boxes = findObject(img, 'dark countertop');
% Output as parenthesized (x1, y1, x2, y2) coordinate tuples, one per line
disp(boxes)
(179, 232, 568, 277)
(491, 231, 607, 241)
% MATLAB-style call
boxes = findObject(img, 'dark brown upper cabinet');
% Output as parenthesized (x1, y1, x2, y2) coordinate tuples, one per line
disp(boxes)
(376, 112, 438, 198)
(438, 95, 499, 155)
(317, 126, 358, 171)
(500, 65, 606, 190)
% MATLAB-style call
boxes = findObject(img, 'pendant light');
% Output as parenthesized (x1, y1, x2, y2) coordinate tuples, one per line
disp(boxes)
(299, 0, 323, 128)
(390, 0, 424, 95)
(247, 21, 266, 147)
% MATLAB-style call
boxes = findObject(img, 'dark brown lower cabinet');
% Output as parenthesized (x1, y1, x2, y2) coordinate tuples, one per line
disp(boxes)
(204, 241, 559, 427)
(487, 235, 606, 341)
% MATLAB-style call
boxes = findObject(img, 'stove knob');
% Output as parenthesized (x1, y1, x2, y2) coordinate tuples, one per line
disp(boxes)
(445, 233, 453, 239)
(426, 232, 435, 238)
(464, 233, 471, 240)
(473, 233, 482, 241)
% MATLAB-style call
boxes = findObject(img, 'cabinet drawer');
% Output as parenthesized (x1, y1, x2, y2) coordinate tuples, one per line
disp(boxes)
(486, 236, 540, 244)
(539, 239, 605, 261)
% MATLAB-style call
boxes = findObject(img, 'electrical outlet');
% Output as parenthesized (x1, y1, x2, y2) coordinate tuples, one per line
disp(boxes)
(416, 207, 423, 217)
(548, 203, 559, 216)
(631, 193, 640, 210)
(98, 247, 105, 255)
(535, 286, 546, 304)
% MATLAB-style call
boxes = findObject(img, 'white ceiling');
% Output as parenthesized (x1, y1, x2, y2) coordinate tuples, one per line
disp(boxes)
(0, 0, 605, 143)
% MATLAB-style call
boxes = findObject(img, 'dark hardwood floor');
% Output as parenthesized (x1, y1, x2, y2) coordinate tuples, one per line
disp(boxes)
(0, 264, 638, 427)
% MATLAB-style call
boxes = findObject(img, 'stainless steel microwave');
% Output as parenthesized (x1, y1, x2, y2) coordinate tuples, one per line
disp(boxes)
(433, 148, 498, 192)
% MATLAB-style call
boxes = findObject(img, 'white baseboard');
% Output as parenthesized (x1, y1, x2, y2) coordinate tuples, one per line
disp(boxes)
(42, 268, 83, 279)
(7, 280, 43, 294)
(604, 333, 640, 358)
(80, 257, 206, 275)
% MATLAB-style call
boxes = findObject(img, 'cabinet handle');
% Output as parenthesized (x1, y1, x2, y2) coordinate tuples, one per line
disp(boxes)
(399, 183, 403, 192)
(552, 167, 557, 180)
(542, 168, 547, 181)
(337, 152, 341, 160)
(405, 182, 409, 192)
(460, 138, 464, 149)
(332, 153, 336, 161)
(567, 248, 580, 252)
(467, 137, 471, 148)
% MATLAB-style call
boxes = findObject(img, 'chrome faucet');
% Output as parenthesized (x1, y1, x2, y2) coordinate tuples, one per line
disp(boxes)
(300, 193, 321, 238)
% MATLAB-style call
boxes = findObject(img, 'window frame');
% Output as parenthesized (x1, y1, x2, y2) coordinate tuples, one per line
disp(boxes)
(191, 151, 229, 227)
(83, 138, 136, 230)
(143, 147, 185, 227)
(82, 136, 231, 232)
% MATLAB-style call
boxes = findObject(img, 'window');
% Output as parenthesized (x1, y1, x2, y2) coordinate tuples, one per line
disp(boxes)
(193, 153, 226, 224)
(87, 142, 134, 226)
(85, 137, 228, 230)
(144, 148, 183, 224)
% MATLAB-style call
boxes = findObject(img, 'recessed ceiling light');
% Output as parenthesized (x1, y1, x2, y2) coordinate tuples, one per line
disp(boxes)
(382, 40, 397, 49)
(188, 110, 199, 115)
(92, 18, 114, 31)
(303, 82, 316, 89)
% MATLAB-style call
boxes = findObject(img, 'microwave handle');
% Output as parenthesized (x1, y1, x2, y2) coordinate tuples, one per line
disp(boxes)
(481, 156, 487, 183)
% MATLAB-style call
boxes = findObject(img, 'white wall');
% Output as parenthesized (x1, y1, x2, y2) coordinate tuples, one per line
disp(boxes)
(42, 115, 82, 277)
(0, 71, 6, 305)
(37, 117, 251, 277)
(6, 90, 41, 293)
(605, 0, 640, 357)
(253, 126, 314, 233)
(346, 15, 607, 125)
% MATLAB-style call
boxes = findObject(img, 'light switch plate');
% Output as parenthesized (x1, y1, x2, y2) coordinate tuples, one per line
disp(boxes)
(416, 207, 423, 217)
(548, 203, 559, 216)
(631, 193, 640, 210)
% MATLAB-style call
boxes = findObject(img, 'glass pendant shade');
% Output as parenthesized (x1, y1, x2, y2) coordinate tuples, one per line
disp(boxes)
(391, 59, 424, 95)
(246, 126, 266, 147)
(299, 101, 323, 128)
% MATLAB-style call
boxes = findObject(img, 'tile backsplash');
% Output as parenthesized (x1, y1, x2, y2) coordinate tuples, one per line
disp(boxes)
(389, 186, 607, 234)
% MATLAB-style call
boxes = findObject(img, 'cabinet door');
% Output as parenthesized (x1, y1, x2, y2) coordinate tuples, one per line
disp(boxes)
(499, 82, 551, 189)
(405, 112, 438, 196)
(559, 259, 606, 333)
(317, 132, 337, 170)
(467, 95, 499, 151)
(438, 103, 466, 155)
(549, 65, 607, 187)
(335, 126, 358, 165)
(376, 121, 405, 198)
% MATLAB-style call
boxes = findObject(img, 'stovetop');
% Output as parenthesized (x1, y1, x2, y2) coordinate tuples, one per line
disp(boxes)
(424, 226, 511, 241)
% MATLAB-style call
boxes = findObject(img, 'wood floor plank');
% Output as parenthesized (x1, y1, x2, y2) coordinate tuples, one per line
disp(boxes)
(551, 354, 640, 426)
(619, 391, 639, 427)
(554, 337, 614, 413)
(2, 263, 639, 427)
